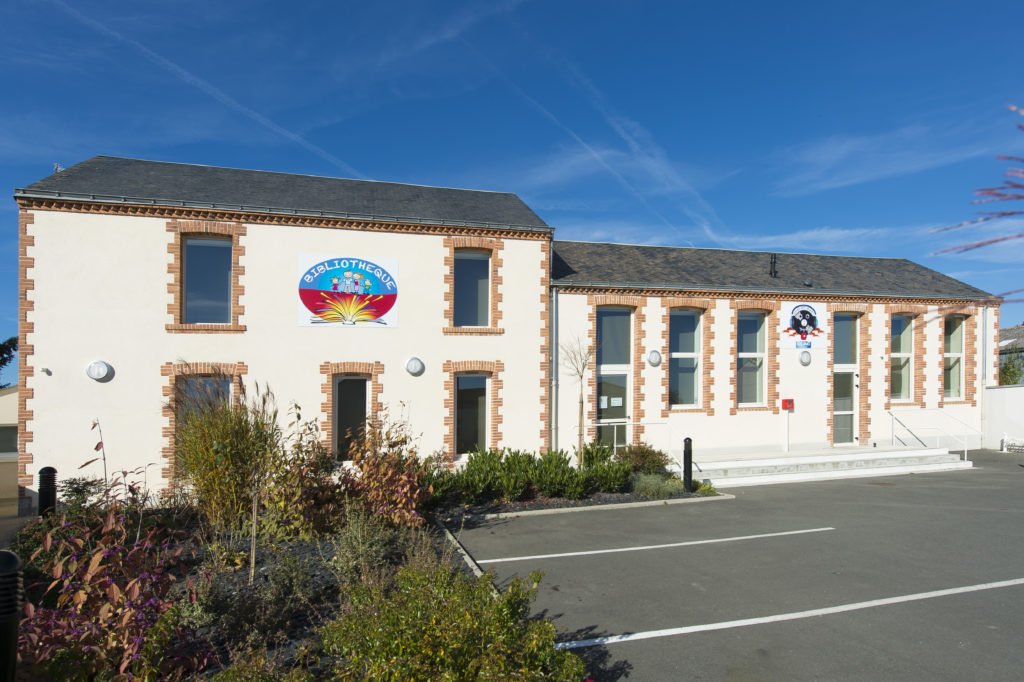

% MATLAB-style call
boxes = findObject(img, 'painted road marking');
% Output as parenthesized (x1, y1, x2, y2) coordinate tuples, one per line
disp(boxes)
(477, 527, 835, 564)
(556, 576, 1024, 650)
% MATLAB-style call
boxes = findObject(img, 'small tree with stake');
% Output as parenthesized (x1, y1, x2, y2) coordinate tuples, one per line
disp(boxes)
(560, 336, 593, 466)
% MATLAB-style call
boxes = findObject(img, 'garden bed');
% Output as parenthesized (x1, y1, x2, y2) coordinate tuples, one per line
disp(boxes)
(439, 487, 703, 520)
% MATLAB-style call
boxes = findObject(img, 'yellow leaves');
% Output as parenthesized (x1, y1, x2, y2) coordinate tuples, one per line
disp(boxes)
(84, 550, 104, 582)
(51, 561, 63, 580)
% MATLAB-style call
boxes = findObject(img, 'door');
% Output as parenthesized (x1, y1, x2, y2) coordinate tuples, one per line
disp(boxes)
(833, 372, 856, 444)
(596, 373, 629, 452)
(334, 376, 367, 458)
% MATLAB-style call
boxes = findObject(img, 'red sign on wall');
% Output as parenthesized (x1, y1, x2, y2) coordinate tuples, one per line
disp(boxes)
(781, 398, 794, 410)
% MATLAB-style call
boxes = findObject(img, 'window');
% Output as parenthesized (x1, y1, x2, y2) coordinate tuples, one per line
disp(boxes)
(0, 425, 16, 453)
(453, 251, 489, 327)
(833, 314, 857, 365)
(456, 375, 487, 454)
(669, 310, 700, 406)
(891, 315, 912, 401)
(737, 311, 765, 405)
(183, 238, 232, 324)
(944, 316, 964, 399)
(596, 308, 630, 447)
(174, 374, 231, 420)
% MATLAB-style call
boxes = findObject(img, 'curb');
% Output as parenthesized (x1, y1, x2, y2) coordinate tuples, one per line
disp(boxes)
(443, 492, 735, 522)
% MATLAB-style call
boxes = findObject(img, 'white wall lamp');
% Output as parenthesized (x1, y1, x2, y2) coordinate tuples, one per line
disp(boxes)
(799, 350, 812, 366)
(647, 350, 662, 367)
(86, 360, 114, 382)
(405, 357, 425, 376)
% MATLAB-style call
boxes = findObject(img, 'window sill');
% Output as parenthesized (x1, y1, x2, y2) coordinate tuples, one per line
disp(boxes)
(166, 323, 246, 334)
(668, 406, 702, 412)
(443, 327, 505, 336)
(736, 404, 771, 412)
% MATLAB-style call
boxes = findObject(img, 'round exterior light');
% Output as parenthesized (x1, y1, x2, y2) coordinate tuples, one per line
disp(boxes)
(405, 357, 425, 376)
(799, 350, 812, 366)
(86, 360, 112, 381)
(647, 350, 662, 367)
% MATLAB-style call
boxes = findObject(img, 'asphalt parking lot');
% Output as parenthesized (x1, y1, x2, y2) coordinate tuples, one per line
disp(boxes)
(454, 449, 1024, 681)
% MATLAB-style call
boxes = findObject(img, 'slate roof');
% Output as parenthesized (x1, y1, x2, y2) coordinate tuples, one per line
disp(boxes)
(16, 156, 550, 231)
(999, 325, 1024, 354)
(551, 240, 993, 300)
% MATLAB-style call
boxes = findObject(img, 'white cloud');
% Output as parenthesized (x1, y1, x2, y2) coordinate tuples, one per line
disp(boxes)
(772, 124, 993, 196)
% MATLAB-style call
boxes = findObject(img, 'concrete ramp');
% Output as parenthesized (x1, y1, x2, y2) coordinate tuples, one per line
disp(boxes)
(696, 448, 972, 488)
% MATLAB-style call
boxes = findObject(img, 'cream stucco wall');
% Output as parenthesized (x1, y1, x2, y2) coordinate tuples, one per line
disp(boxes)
(553, 293, 988, 464)
(23, 210, 548, 491)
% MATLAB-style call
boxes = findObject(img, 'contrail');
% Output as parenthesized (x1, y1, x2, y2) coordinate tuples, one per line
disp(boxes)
(47, 0, 364, 178)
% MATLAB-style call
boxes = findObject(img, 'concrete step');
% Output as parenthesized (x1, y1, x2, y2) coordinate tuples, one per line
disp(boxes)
(695, 448, 973, 488)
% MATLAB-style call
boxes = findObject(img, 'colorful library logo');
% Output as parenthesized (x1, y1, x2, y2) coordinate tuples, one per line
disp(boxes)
(298, 257, 398, 326)
(783, 303, 823, 347)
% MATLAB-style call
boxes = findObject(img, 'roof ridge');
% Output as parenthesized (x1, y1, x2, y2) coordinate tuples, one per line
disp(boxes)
(552, 239, 909, 261)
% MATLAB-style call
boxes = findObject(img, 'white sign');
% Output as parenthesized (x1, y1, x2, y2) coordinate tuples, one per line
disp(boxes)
(779, 302, 827, 349)
(298, 255, 399, 327)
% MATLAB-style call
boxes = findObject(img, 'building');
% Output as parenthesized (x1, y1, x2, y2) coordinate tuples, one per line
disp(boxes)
(13, 156, 1002, 504)
(998, 324, 1024, 385)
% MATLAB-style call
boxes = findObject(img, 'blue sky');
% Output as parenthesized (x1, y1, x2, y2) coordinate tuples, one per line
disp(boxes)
(3, 0, 1023, 385)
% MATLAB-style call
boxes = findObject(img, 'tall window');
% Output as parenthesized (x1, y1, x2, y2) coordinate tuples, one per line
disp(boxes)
(453, 251, 489, 327)
(183, 237, 232, 324)
(944, 316, 964, 399)
(737, 311, 765, 405)
(456, 375, 487, 454)
(833, 314, 857, 365)
(891, 315, 912, 401)
(669, 309, 700, 406)
(174, 375, 231, 422)
(596, 308, 630, 446)
(334, 376, 367, 459)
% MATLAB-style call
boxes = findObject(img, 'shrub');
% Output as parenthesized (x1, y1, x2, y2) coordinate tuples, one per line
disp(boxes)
(319, 564, 584, 680)
(562, 467, 594, 500)
(212, 655, 315, 682)
(693, 479, 718, 495)
(496, 450, 537, 502)
(419, 463, 459, 511)
(580, 440, 615, 468)
(616, 442, 671, 474)
(261, 404, 355, 540)
(17, 502, 206, 680)
(534, 450, 574, 498)
(327, 505, 397, 585)
(458, 448, 503, 503)
(630, 472, 679, 499)
(349, 412, 429, 526)
(591, 459, 632, 493)
(172, 375, 283, 534)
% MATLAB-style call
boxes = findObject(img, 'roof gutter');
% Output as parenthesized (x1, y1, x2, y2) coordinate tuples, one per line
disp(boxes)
(550, 280, 1000, 302)
(13, 188, 555, 234)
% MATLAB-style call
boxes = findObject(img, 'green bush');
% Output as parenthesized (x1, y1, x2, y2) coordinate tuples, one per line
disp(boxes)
(534, 450, 574, 498)
(172, 376, 282, 534)
(693, 479, 718, 495)
(262, 406, 355, 539)
(420, 463, 459, 510)
(458, 448, 503, 503)
(320, 564, 584, 680)
(616, 442, 671, 474)
(580, 440, 615, 468)
(328, 505, 397, 585)
(591, 459, 632, 493)
(562, 468, 594, 500)
(631, 472, 679, 499)
(496, 450, 537, 502)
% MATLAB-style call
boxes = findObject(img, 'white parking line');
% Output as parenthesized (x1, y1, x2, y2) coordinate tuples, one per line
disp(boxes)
(477, 527, 835, 564)
(556, 576, 1024, 650)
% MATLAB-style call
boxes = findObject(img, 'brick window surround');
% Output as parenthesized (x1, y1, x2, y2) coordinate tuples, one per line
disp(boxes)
(729, 300, 781, 415)
(166, 220, 246, 333)
(825, 304, 871, 444)
(17, 209, 35, 498)
(160, 361, 248, 484)
(443, 360, 504, 456)
(443, 236, 504, 335)
(938, 310, 977, 407)
(586, 295, 647, 441)
(660, 298, 715, 418)
(319, 361, 385, 454)
(884, 304, 927, 409)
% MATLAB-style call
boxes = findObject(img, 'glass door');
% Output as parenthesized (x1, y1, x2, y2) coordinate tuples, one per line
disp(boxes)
(833, 372, 856, 444)
(334, 376, 367, 459)
(596, 373, 628, 452)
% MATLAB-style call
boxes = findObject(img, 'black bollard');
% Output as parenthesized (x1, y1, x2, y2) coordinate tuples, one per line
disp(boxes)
(38, 467, 57, 517)
(683, 437, 693, 493)
(0, 550, 22, 682)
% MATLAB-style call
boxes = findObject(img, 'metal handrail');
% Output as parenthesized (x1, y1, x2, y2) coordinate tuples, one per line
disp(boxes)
(887, 410, 974, 460)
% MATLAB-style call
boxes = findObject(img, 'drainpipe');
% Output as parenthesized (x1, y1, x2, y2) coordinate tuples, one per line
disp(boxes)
(980, 304, 988, 448)
(550, 286, 559, 452)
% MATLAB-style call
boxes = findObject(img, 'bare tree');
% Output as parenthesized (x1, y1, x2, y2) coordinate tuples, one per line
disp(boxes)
(932, 105, 1024, 305)
(560, 336, 594, 465)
